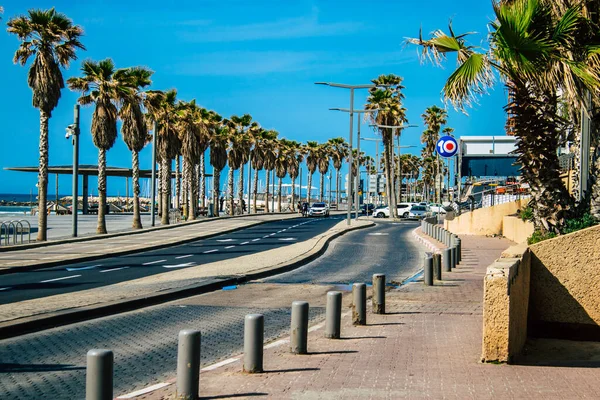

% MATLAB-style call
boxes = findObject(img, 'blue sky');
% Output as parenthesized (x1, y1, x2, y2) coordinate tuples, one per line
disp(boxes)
(0, 0, 507, 196)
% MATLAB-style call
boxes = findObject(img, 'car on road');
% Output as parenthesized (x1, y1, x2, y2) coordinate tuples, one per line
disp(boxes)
(309, 202, 330, 217)
(408, 204, 431, 219)
(360, 203, 376, 215)
(373, 203, 415, 218)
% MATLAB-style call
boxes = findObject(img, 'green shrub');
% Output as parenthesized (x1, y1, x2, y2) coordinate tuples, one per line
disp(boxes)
(563, 213, 597, 234)
(519, 206, 534, 222)
(527, 230, 557, 245)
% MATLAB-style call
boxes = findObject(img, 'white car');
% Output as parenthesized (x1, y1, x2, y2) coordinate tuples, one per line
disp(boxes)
(408, 205, 431, 219)
(373, 203, 415, 218)
(309, 202, 329, 217)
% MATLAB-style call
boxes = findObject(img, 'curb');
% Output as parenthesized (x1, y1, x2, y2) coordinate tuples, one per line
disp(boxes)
(0, 221, 375, 340)
(412, 227, 442, 254)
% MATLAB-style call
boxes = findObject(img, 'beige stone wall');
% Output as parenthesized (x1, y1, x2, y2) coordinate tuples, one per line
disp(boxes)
(502, 216, 534, 244)
(529, 225, 600, 327)
(482, 243, 530, 363)
(445, 199, 529, 236)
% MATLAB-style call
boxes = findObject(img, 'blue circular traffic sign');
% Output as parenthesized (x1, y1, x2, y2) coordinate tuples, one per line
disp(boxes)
(436, 136, 458, 158)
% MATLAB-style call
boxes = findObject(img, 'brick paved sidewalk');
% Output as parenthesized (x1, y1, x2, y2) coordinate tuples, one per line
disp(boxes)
(132, 234, 600, 399)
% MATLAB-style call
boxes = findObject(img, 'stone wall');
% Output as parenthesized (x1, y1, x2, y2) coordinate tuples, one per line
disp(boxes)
(528, 225, 600, 340)
(502, 216, 534, 244)
(445, 199, 529, 236)
(482, 244, 530, 363)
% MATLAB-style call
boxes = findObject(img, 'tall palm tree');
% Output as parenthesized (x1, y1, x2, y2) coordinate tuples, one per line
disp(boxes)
(198, 108, 216, 210)
(250, 128, 266, 213)
(262, 133, 279, 212)
(7, 8, 85, 241)
(327, 137, 348, 207)
(209, 120, 228, 217)
(68, 59, 134, 234)
(365, 74, 408, 218)
(119, 67, 153, 229)
(275, 139, 291, 212)
(286, 141, 304, 211)
(305, 141, 320, 205)
(318, 143, 331, 202)
(407, 0, 600, 232)
(421, 106, 448, 203)
(226, 115, 254, 215)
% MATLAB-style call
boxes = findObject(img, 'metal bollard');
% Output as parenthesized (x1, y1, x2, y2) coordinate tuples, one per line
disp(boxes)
(244, 314, 264, 373)
(86, 349, 113, 400)
(433, 253, 442, 280)
(433, 225, 439, 240)
(455, 237, 462, 263)
(372, 274, 386, 314)
(451, 246, 457, 269)
(424, 254, 433, 286)
(325, 291, 342, 339)
(352, 283, 367, 325)
(290, 301, 309, 354)
(176, 330, 201, 399)
(443, 248, 452, 272)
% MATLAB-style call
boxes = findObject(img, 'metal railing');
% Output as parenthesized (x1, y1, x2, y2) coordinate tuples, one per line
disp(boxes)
(0, 220, 32, 246)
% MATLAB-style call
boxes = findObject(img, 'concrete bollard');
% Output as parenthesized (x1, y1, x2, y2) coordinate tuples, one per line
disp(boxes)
(455, 237, 462, 263)
(451, 246, 457, 269)
(290, 301, 309, 354)
(352, 283, 367, 325)
(176, 330, 201, 399)
(434, 225, 439, 241)
(424, 254, 433, 286)
(433, 253, 442, 280)
(325, 291, 342, 339)
(86, 349, 113, 400)
(244, 314, 264, 373)
(443, 248, 452, 272)
(372, 274, 386, 314)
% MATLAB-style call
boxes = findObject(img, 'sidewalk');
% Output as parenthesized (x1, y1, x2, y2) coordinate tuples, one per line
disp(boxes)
(0, 212, 302, 273)
(135, 232, 600, 399)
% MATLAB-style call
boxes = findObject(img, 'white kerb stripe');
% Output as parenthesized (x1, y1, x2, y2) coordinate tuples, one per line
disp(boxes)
(116, 382, 172, 399)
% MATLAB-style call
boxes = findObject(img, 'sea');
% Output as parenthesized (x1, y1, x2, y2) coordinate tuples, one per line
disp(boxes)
(0, 193, 69, 217)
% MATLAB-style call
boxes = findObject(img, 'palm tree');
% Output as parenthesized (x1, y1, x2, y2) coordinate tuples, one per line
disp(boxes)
(328, 137, 348, 207)
(250, 129, 266, 213)
(209, 120, 228, 217)
(275, 139, 291, 211)
(226, 115, 254, 215)
(286, 141, 304, 211)
(119, 67, 153, 229)
(407, 0, 600, 232)
(198, 108, 216, 210)
(262, 133, 279, 212)
(305, 141, 320, 205)
(421, 106, 448, 203)
(365, 74, 408, 218)
(7, 8, 85, 241)
(318, 143, 331, 202)
(68, 59, 135, 234)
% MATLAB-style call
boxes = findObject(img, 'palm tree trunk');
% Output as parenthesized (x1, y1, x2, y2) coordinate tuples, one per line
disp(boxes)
(97, 148, 108, 234)
(278, 177, 282, 211)
(383, 139, 397, 218)
(213, 169, 221, 217)
(187, 159, 196, 221)
(157, 163, 162, 216)
(175, 156, 181, 210)
(161, 158, 171, 225)
(265, 170, 270, 213)
(227, 167, 235, 216)
(253, 168, 259, 213)
(320, 173, 325, 201)
(199, 153, 206, 209)
(307, 172, 313, 204)
(291, 176, 297, 211)
(132, 150, 142, 229)
(238, 163, 245, 209)
(37, 110, 49, 241)
(194, 163, 200, 215)
(181, 158, 189, 219)
(336, 168, 340, 208)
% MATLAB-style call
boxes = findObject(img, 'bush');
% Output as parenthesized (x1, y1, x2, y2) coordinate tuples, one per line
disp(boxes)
(527, 230, 557, 245)
(563, 213, 597, 234)
(519, 206, 534, 222)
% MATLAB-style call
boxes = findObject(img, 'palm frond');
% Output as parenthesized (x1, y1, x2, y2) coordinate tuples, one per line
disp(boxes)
(444, 53, 493, 109)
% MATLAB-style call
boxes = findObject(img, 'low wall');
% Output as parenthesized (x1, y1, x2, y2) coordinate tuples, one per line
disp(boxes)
(502, 216, 534, 244)
(482, 244, 530, 363)
(445, 199, 529, 236)
(528, 225, 600, 340)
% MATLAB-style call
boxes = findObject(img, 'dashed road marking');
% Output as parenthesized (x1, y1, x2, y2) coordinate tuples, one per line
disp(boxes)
(40, 275, 81, 283)
(175, 254, 193, 259)
(143, 259, 166, 265)
(100, 267, 130, 273)
(163, 262, 195, 269)
(216, 239, 236, 242)
(0, 287, 12, 291)
(225, 245, 235, 249)
(203, 249, 218, 254)
(66, 264, 101, 271)
(240, 241, 249, 245)
(252, 238, 260, 242)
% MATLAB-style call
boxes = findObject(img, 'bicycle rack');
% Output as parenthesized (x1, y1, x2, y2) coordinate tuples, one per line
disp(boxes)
(0, 219, 32, 246)
(0, 221, 8, 246)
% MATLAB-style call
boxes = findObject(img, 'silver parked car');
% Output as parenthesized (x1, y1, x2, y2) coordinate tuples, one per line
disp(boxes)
(309, 202, 330, 217)
(408, 204, 431, 219)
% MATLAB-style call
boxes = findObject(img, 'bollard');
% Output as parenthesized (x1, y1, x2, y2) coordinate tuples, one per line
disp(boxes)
(352, 283, 367, 325)
(434, 225, 439, 240)
(290, 301, 309, 354)
(421, 220, 425, 233)
(424, 254, 433, 286)
(86, 349, 113, 400)
(455, 237, 462, 263)
(433, 253, 442, 280)
(325, 291, 342, 339)
(451, 246, 457, 269)
(176, 330, 201, 399)
(372, 274, 386, 314)
(443, 248, 452, 272)
(244, 314, 264, 373)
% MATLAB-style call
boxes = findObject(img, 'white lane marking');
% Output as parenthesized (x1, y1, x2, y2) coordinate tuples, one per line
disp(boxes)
(163, 262, 195, 269)
(216, 239, 236, 242)
(368, 233, 389, 236)
(240, 241, 249, 245)
(278, 238, 297, 241)
(66, 264, 101, 271)
(262, 235, 269, 238)
(269, 233, 276, 236)
(116, 382, 172, 399)
(175, 254, 193, 259)
(40, 275, 81, 283)
(278, 230, 284, 233)
(143, 259, 166, 265)
(100, 267, 130, 273)
(0, 287, 12, 291)
(225, 245, 235, 249)
(203, 249, 218, 254)
(252, 238, 260, 242)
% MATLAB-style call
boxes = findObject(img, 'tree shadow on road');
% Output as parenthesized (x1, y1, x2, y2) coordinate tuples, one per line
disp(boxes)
(0, 363, 84, 373)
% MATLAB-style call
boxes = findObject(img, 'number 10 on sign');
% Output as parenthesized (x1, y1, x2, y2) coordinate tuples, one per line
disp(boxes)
(436, 136, 458, 158)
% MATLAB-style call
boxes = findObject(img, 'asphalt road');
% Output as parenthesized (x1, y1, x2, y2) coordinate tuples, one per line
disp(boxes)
(0, 220, 426, 400)
(0, 217, 341, 305)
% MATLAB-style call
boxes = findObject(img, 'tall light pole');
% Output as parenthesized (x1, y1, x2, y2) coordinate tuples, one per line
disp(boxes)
(65, 104, 80, 237)
(316, 82, 378, 225)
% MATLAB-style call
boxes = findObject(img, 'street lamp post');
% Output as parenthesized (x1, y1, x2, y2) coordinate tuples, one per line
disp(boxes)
(66, 105, 80, 237)
(316, 82, 379, 225)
